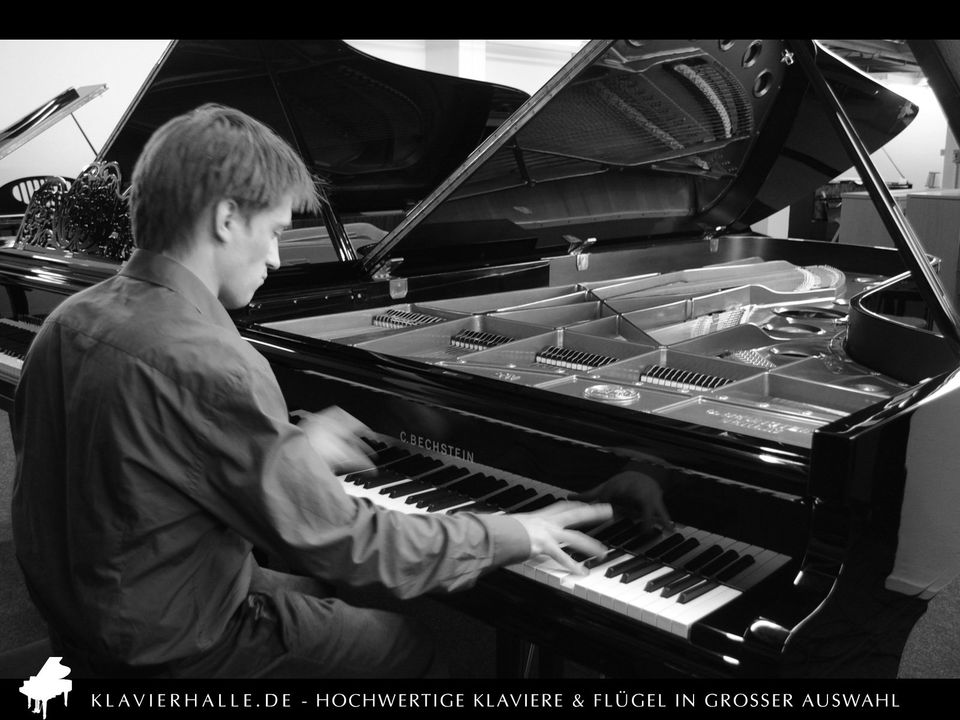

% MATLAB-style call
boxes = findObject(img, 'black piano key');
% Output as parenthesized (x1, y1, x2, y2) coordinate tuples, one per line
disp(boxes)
(604, 522, 655, 548)
(449, 501, 499, 514)
(426, 494, 473, 512)
(343, 449, 411, 483)
(699, 549, 740, 577)
(360, 456, 442, 487)
(361, 471, 418, 489)
(411, 488, 459, 508)
(642, 532, 686, 558)
(620, 562, 664, 584)
(591, 518, 638, 543)
(620, 527, 667, 553)
(658, 537, 700, 563)
(584, 549, 626, 569)
(509, 494, 556, 513)
(380, 480, 433, 498)
(344, 468, 377, 485)
(660, 573, 705, 598)
(461, 474, 509, 497)
(484, 485, 537, 510)
(678, 580, 719, 604)
(606, 555, 656, 578)
(441, 473, 505, 498)
(405, 467, 469, 507)
(416, 465, 472, 487)
(408, 472, 485, 506)
(681, 544, 724, 572)
(644, 567, 689, 592)
(715, 554, 756, 582)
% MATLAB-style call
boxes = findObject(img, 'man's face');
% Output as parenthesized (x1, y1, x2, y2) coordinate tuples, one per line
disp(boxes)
(218, 196, 292, 309)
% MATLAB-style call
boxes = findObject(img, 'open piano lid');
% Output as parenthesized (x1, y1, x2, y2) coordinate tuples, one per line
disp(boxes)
(356, 38, 960, 356)
(97, 39, 528, 231)
(0, 84, 106, 162)
(357, 40, 916, 267)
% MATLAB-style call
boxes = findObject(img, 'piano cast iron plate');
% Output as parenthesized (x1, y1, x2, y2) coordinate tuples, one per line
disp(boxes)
(655, 397, 823, 449)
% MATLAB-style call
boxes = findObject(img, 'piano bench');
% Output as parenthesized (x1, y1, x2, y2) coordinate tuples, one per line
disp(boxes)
(0, 637, 52, 679)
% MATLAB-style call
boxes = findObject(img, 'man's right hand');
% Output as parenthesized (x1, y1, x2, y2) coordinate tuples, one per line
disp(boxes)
(509, 501, 613, 576)
(297, 406, 376, 474)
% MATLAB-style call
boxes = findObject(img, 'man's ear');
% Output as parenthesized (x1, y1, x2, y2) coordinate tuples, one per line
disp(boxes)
(213, 198, 241, 244)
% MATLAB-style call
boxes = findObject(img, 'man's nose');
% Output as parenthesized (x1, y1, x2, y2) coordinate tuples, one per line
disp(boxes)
(266, 240, 281, 270)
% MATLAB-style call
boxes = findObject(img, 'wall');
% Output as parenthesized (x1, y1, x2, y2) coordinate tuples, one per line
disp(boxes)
(0, 39, 170, 188)
(839, 76, 950, 193)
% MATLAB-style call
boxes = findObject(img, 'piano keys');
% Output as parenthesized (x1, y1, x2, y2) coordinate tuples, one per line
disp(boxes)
(339, 439, 792, 642)
(0, 317, 39, 385)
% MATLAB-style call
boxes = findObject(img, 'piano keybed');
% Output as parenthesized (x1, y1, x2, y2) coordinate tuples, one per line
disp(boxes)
(339, 441, 791, 641)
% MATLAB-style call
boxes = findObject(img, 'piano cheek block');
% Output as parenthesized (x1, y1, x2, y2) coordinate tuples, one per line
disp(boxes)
(744, 617, 790, 650)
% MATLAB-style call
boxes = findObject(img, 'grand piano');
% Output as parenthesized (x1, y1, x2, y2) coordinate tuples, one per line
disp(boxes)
(3, 39, 960, 679)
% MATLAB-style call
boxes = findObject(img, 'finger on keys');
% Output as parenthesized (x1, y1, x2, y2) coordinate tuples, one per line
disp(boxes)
(640, 495, 674, 532)
(555, 528, 608, 563)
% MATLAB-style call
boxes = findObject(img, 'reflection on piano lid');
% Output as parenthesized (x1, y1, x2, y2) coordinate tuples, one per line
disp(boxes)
(19, 656, 72, 720)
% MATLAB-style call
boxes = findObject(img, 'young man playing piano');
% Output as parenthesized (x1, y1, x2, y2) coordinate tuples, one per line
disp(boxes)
(11, 104, 670, 678)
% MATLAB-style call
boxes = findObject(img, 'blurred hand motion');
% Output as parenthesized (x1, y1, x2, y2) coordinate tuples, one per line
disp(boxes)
(297, 406, 377, 474)
(510, 500, 614, 576)
(571, 468, 673, 532)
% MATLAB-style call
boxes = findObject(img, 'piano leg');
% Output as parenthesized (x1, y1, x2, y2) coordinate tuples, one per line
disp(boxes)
(494, 634, 569, 678)
(495, 631, 527, 678)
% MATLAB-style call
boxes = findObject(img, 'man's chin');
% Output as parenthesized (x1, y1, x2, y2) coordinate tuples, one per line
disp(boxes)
(220, 292, 256, 310)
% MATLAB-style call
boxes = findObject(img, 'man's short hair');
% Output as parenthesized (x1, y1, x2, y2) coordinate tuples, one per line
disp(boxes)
(129, 103, 320, 253)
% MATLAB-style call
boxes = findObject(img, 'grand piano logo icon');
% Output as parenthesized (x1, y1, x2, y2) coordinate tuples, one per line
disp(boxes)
(20, 657, 72, 719)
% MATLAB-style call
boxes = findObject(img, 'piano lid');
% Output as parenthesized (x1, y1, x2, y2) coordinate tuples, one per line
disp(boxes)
(0, 84, 106, 162)
(96, 40, 529, 222)
(359, 40, 919, 275)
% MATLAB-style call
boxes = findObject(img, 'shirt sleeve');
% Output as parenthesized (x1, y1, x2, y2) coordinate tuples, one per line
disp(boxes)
(184, 352, 531, 599)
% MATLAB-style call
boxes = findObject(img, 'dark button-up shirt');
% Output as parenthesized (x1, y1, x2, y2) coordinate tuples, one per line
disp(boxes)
(12, 249, 529, 666)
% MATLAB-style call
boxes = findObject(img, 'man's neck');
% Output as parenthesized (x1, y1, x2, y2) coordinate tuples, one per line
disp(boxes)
(158, 243, 222, 304)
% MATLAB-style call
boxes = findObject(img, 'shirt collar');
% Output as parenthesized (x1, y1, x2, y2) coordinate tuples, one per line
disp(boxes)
(119, 249, 235, 330)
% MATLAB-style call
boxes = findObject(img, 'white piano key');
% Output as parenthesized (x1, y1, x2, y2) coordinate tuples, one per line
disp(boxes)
(667, 585, 743, 638)
(720, 548, 791, 590)
(522, 554, 576, 587)
(605, 566, 677, 614)
(564, 554, 641, 603)
(0, 351, 22, 383)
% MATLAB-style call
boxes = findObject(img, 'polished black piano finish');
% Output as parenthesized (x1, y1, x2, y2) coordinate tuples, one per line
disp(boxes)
(3, 39, 960, 678)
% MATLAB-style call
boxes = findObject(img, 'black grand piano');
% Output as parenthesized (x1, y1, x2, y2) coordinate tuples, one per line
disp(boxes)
(3, 39, 960, 679)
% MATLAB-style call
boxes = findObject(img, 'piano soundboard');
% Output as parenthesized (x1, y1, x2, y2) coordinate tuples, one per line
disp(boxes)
(340, 439, 792, 643)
